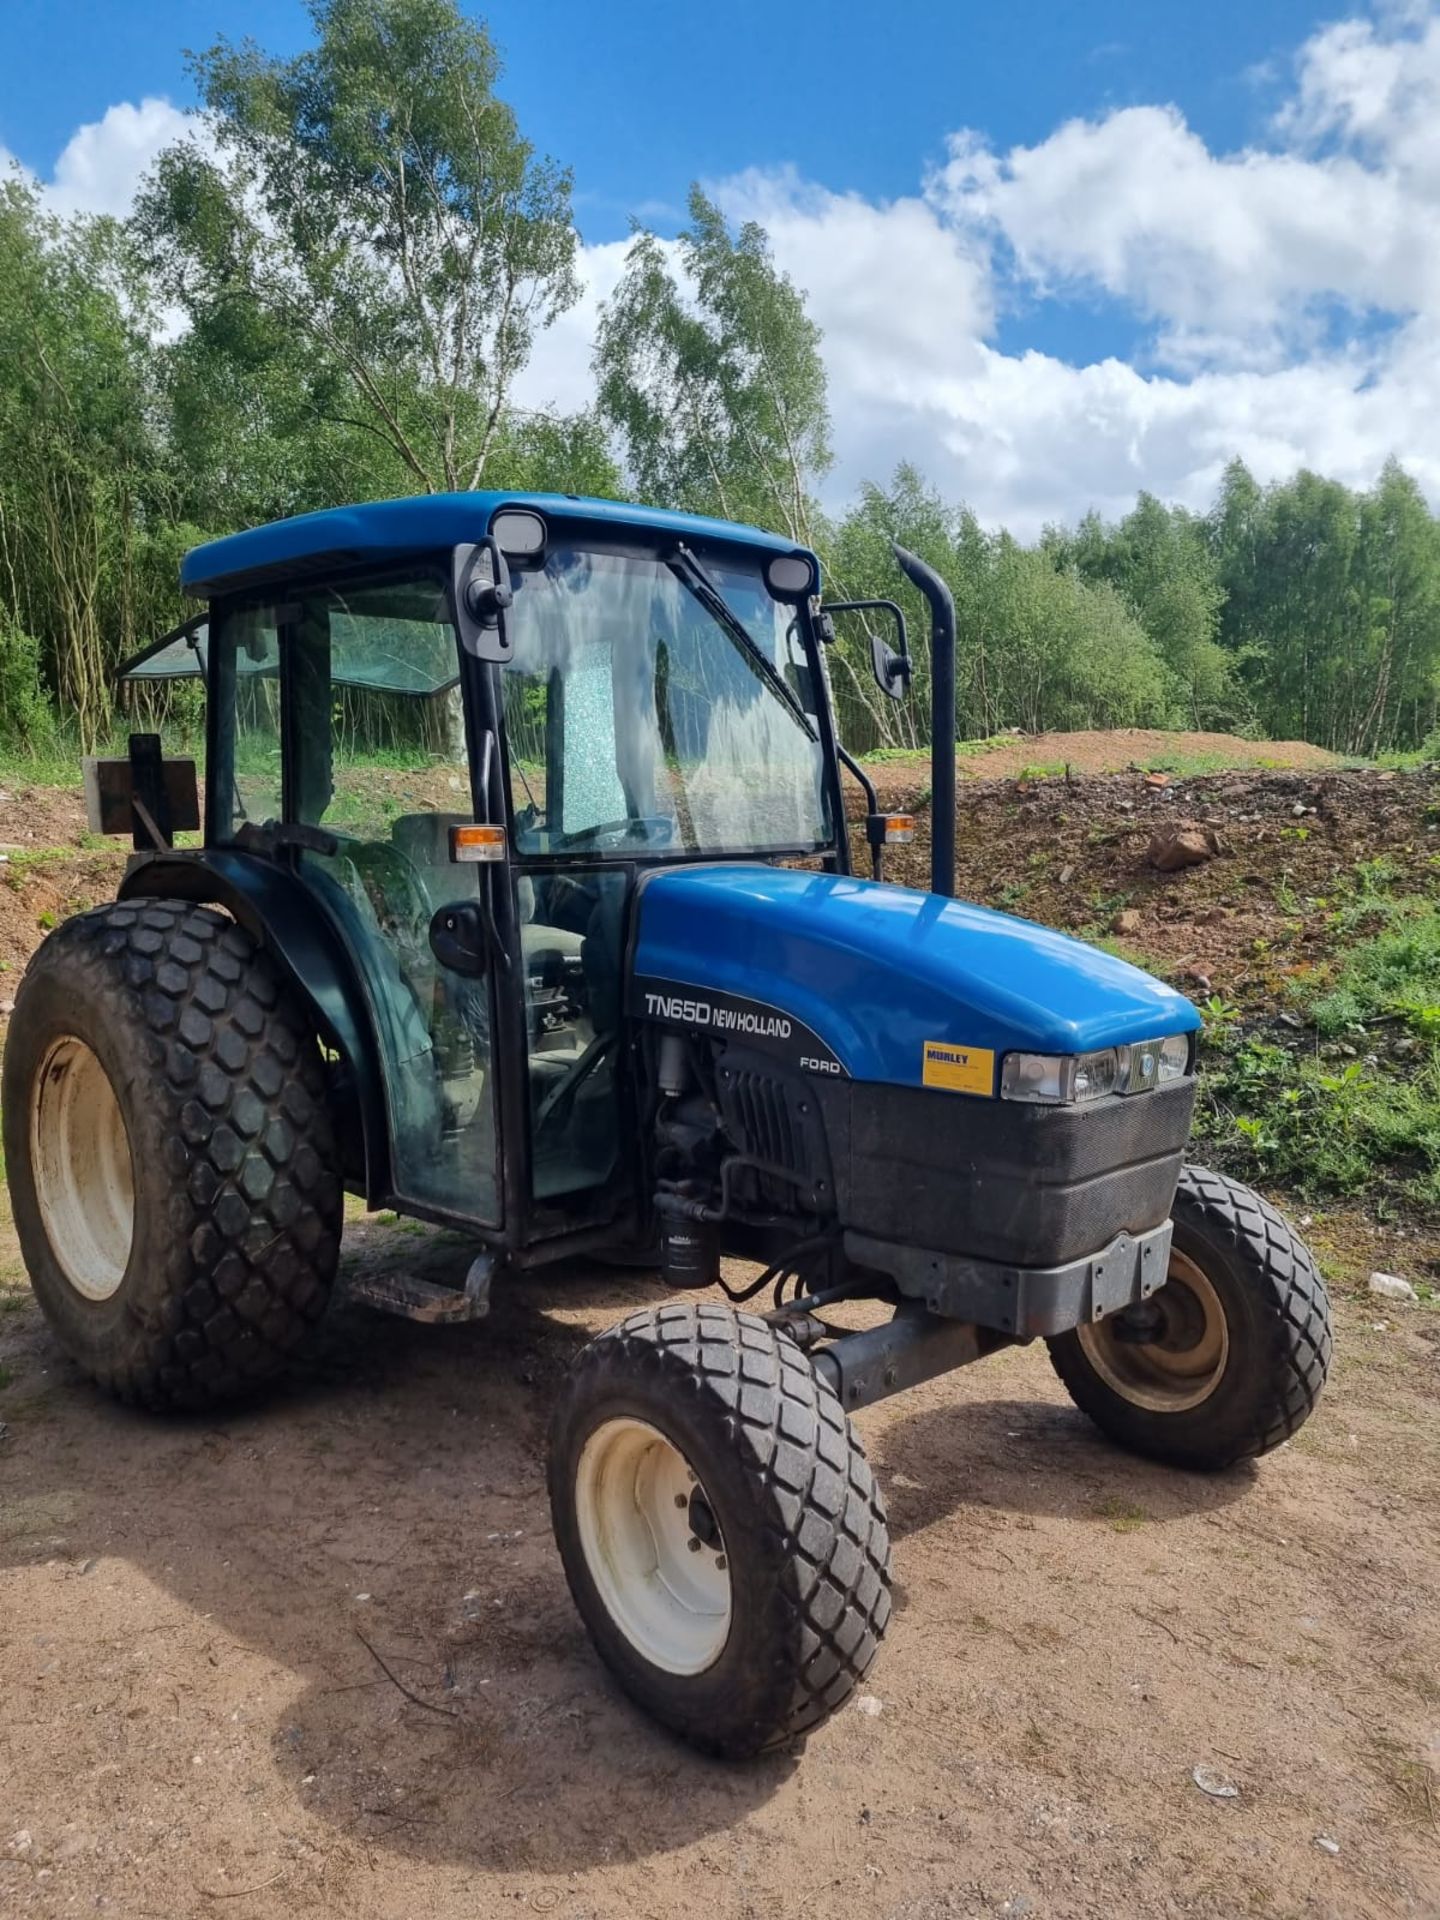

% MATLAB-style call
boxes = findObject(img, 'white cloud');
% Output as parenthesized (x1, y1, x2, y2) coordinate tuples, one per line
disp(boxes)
(719, 3, 1440, 532)
(12, 97, 198, 222)
(510, 237, 633, 416)
(15, 8, 1440, 537)
(928, 109, 1436, 368)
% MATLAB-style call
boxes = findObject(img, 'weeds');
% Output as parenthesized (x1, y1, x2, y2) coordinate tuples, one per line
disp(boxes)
(1194, 875, 1440, 1205)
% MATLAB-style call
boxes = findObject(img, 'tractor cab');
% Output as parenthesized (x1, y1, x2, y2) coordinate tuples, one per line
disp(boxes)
(116, 494, 850, 1260)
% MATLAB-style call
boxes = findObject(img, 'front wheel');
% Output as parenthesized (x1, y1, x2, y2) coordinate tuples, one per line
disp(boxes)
(547, 1303, 891, 1758)
(1047, 1167, 1332, 1471)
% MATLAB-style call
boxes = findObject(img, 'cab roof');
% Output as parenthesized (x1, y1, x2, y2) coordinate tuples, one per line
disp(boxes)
(181, 491, 810, 596)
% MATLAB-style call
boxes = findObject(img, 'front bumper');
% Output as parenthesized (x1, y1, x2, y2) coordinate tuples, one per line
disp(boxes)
(845, 1219, 1174, 1339)
(819, 1076, 1196, 1269)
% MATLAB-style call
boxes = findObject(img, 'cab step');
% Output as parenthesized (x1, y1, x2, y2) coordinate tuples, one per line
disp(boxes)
(346, 1253, 494, 1324)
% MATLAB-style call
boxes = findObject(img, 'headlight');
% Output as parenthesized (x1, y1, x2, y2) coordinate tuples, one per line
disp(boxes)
(1001, 1047, 1119, 1104)
(1000, 1033, 1191, 1104)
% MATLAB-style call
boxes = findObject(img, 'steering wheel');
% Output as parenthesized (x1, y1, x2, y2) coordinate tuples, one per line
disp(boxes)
(553, 815, 674, 853)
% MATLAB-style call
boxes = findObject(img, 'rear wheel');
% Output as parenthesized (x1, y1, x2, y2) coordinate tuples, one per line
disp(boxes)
(1047, 1166, 1331, 1470)
(3, 900, 342, 1409)
(548, 1303, 891, 1757)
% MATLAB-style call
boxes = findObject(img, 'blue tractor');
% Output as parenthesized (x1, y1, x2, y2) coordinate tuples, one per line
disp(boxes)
(4, 494, 1332, 1756)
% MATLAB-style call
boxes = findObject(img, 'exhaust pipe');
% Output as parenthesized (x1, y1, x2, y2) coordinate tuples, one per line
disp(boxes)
(892, 544, 957, 898)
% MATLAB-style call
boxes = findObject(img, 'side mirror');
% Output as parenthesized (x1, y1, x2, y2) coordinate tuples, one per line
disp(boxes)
(429, 901, 488, 977)
(821, 597, 912, 700)
(453, 538, 515, 662)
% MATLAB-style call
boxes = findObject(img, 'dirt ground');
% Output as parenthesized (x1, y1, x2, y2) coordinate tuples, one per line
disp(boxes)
(903, 727, 1337, 784)
(2, 737, 1439, 1919)
(3, 1220, 1438, 1920)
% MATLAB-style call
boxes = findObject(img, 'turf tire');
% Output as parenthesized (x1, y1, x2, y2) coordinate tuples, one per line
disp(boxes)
(1047, 1165, 1332, 1471)
(548, 1301, 892, 1758)
(3, 899, 341, 1409)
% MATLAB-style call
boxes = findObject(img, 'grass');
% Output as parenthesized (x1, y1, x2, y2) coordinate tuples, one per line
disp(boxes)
(1193, 864, 1440, 1209)
(1092, 1496, 1148, 1533)
(1141, 750, 1234, 777)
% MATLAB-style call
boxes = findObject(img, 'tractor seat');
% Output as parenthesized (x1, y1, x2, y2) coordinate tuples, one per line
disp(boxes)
(388, 812, 584, 967)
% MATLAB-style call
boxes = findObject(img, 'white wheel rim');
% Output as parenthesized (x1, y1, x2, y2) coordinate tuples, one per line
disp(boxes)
(574, 1417, 732, 1676)
(1077, 1248, 1229, 1414)
(29, 1036, 135, 1302)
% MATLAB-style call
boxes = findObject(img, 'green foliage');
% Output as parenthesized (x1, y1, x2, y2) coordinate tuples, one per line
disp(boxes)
(822, 468, 1170, 751)
(136, 0, 578, 495)
(0, 0, 1439, 771)
(1053, 493, 1243, 729)
(0, 612, 55, 750)
(1195, 887, 1440, 1205)
(1208, 457, 1440, 754)
(0, 177, 177, 747)
(596, 186, 830, 544)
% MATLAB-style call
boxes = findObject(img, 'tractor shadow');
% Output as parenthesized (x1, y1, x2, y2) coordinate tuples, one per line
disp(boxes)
(0, 1228, 792, 1877)
(874, 1391, 1254, 1542)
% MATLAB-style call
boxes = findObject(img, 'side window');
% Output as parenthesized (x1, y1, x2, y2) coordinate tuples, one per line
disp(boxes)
(212, 607, 282, 837)
(288, 573, 466, 843)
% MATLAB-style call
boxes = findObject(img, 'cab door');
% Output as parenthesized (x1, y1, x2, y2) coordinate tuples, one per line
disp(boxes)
(209, 569, 504, 1228)
(499, 650, 632, 1221)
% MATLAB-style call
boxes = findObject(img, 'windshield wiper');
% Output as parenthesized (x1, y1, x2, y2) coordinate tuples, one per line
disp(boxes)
(667, 544, 817, 739)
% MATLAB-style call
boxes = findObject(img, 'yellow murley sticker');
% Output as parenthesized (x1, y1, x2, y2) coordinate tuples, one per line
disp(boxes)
(922, 1040, 996, 1096)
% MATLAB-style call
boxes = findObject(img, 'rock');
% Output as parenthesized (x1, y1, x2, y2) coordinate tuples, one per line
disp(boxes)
(1145, 772, 1170, 789)
(1191, 1764, 1240, 1799)
(1179, 964, 1213, 992)
(855, 1694, 884, 1718)
(1057, 863, 1074, 884)
(1112, 909, 1141, 936)
(1368, 1272, 1418, 1304)
(1148, 821, 1221, 872)
(1314, 1835, 1341, 1855)
(1200, 905, 1229, 926)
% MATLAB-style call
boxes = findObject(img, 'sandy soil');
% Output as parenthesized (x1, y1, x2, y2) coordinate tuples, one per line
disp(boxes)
(903, 729, 1337, 784)
(2, 1217, 1438, 1920)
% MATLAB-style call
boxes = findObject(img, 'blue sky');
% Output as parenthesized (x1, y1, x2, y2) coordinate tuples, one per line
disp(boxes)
(0, 1, 1328, 243)
(3, 1, 1439, 533)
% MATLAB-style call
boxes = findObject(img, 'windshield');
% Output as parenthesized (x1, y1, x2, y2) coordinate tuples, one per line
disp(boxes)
(500, 543, 829, 857)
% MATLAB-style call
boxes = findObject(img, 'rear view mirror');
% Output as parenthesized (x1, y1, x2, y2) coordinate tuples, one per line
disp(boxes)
(429, 901, 489, 977)
(820, 597, 912, 700)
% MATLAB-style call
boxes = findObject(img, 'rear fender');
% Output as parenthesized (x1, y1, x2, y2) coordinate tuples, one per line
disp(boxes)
(119, 850, 390, 1201)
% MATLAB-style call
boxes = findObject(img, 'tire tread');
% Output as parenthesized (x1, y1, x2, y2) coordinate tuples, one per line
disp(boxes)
(552, 1302, 891, 1755)
(10, 900, 340, 1409)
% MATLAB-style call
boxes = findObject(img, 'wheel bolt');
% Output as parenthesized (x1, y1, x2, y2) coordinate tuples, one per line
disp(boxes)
(687, 1537, 702, 1553)
(674, 1494, 687, 1508)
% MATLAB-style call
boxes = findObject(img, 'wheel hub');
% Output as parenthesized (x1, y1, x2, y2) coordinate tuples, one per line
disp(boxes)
(1076, 1249, 1229, 1414)
(29, 1036, 135, 1302)
(574, 1417, 732, 1675)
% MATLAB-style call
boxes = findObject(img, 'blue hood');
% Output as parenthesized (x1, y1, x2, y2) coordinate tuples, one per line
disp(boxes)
(632, 865, 1200, 1088)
